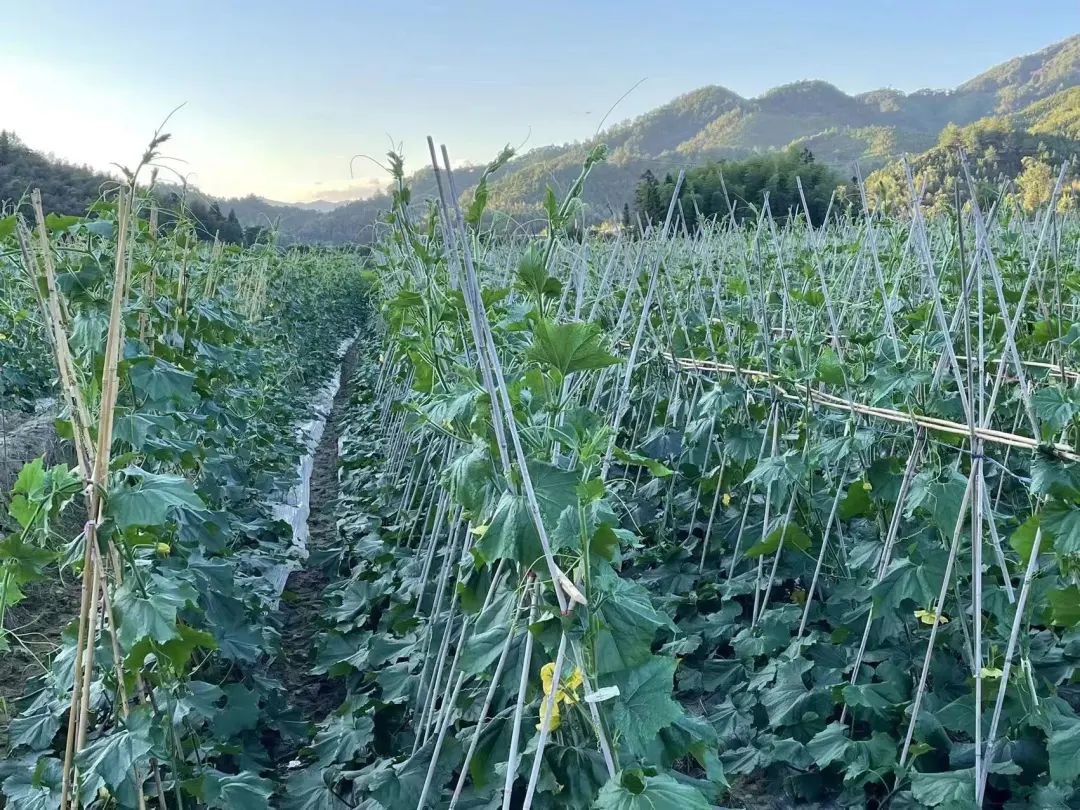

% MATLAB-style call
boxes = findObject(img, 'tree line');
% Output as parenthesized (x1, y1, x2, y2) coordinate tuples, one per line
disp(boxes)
(1, 131, 267, 246)
(628, 146, 844, 231)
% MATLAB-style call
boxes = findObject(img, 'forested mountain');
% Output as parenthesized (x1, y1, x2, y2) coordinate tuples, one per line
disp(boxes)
(3, 34, 1078, 243)
(0, 132, 266, 245)
(866, 86, 1080, 213)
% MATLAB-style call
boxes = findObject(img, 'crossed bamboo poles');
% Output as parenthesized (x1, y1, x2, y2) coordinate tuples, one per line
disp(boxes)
(372, 146, 1075, 808)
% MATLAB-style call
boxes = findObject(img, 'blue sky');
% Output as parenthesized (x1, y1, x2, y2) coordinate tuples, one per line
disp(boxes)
(2, 1, 1076, 201)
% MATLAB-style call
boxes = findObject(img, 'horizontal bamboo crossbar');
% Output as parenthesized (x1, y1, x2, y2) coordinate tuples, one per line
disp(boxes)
(662, 352, 1080, 462)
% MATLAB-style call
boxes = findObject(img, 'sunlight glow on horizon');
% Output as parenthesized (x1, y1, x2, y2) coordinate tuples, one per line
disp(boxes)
(1, 1, 1076, 203)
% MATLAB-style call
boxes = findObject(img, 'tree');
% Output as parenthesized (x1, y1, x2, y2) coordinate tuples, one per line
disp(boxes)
(1016, 157, 1054, 212)
(631, 147, 842, 228)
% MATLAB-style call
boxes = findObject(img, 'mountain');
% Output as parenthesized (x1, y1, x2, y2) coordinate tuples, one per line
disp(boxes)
(258, 197, 345, 213)
(0, 131, 120, 217)
(253, 33, 1079, 241)
(865, 86, 1080, 213)
(3, 34, 1078, 243)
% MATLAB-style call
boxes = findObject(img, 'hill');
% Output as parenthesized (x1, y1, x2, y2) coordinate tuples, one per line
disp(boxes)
(3, 34, 1078, 242)
(866, 86, 1080, 213)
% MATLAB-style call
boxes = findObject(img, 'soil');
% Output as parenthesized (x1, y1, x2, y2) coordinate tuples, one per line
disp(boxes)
(274, 345, 358, 730)
(0, 404, 61, 508)
(0, 573, 81, 753)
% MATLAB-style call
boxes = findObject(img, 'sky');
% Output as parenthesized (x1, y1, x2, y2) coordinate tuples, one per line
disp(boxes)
(2, 1, 1076, 203)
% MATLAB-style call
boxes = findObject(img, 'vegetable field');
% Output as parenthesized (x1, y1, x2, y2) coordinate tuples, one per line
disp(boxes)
(3, 143, 1080, 810)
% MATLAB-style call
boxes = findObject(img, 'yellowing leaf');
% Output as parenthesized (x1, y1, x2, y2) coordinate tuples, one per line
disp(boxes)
(980, 666, 1003, 679)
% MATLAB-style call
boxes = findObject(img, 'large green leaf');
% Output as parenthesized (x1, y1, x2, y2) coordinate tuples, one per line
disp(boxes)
(1033, 386, 1080, 437)
(807, 722, 851, 768)
(200, 769, 275, 810)
(744, 521, 811, 558)
(1049, 714, 1080, 783)
(8, 704, 61, 750)
(108, 466, 205, 530)
(527, 319, 619, 376)
(115, 573, 197, 649)
(75, 709, 154, 799)
(310, 713, 375, 766)
(910, 768, 976, 807)
(761, 660, 813, 727)
(459, 589, 517, 676)
(609, 656, 682, 757)
(593, 769, 711, 810)
(595, 564, 675, 674)
(1, 758, 63, 810)
(1049, 586, 1080, 626)
(476, 461, 578, 565)
(1042, 501, 1080, 555)
(126, 355, 196, 406)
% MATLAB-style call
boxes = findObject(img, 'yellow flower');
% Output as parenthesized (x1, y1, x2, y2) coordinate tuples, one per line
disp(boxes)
(862, 481, 873, 492)
(156, 543, 171, 556)
(537, 663, 582, 731)
(914, 608, 948, 626)
(722, 492, 732, 508)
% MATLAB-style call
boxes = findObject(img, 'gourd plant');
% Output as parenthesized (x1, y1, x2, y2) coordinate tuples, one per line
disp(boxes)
(0, 144, 368, 809)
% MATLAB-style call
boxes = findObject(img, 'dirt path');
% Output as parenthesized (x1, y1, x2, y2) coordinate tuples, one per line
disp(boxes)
(275, 346, 357, 726)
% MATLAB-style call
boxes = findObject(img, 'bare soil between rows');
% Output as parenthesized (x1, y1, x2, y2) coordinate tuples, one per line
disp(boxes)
(274, 346, 358, 733)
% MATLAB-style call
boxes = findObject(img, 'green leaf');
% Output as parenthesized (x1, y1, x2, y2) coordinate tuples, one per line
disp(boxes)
(1031, 451, 1080, 499)
(281, 767, 345, 810)
(363, 737, 461, 808)
(873, 555, 945, 613)
(816, 347, 845, 386)
(595, 564, 674, 674)
(761, 660, 813, 727)
(593, 769, 710, 810)
(609, 656, 683, 757)
(459, 589, 517, 676)
(126, 356, 196, 406)
(310, 713, 375, 765)
(75, 709, 153, 799)
(8, 704, 62, 750)
(744, 521, 811, 559)
(476, 493, 541, 566)
(115, 573, 197, 649)
(1042, 500, 1080, 555)
(1050, 714, 1080, 783)
(527, 319, 619, 376)
(613, 447, 674, 478)
(516, 244, 562, 301)
(1009, 515, 1045, 563)
(1033, 386, 1080, 437)
(443, 443, 496, 516)
(1, 757, 63, 810)
(838, 481, 874, 519)
(1048, 586, 1080, 627)
(807, 722, 850, 768)
(910, 768, 975, 807)
(108, 466, 205, 530)
(201, 769, 275, 810)
(843, 682, 902, 716)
